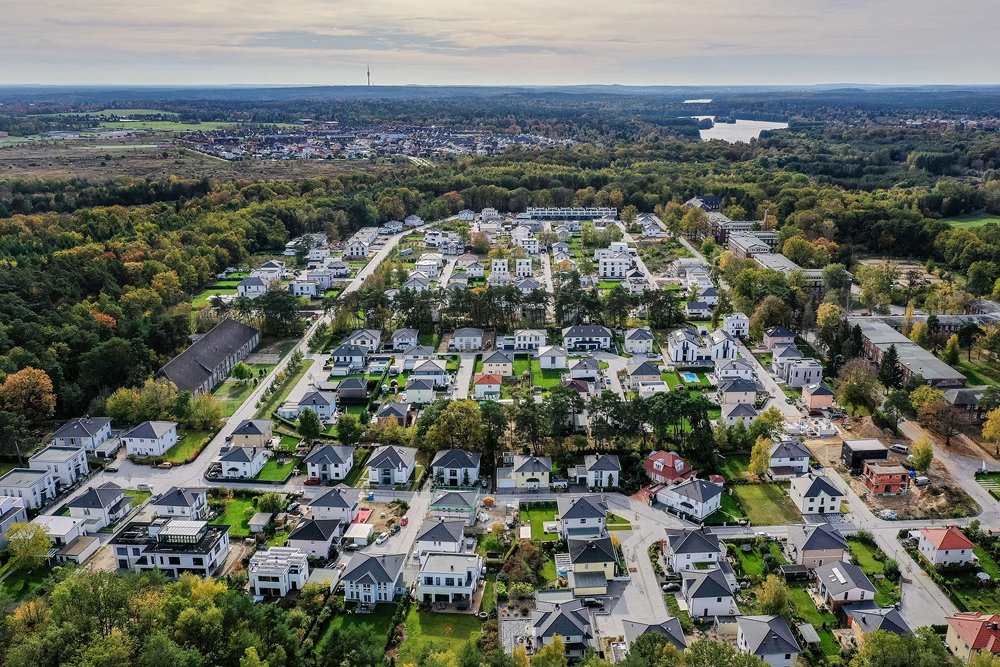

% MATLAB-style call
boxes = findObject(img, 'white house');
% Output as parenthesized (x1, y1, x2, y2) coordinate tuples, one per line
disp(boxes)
(538, 345, 568, 369)
(531, 600, 597, 660)
(305, 445, 355, 482)
(562, 325, 613, 351)
(557, 495, 608, 539)
(458, 209, 475, 221)
(218, 446, 266, 479)
(0, 496, 28, 547)
(404, 377, 436, 405)
(342, 553, 407, 604)
(684, 301, 712, 319)
(722, 403, 759, 427)
(431, 449, 481, 487)
(152, 487, 208, 520)
(599, 253, 633, 278)
(411, 358, 449, 387)
(474, 374, 502, 400)
(123, 421, 178, 457)
(715, 357, 755, 380)
(574, 454, 621, 489)
(663, 528, 723, 572)
(815, 561, 876, 609)
(655, 478, 723, 521)
(417, 553, 483, 604)
(50, 417, 112, 453)
(789, 475, 843, 515)
(391, 328, 420, 351)
(452, 327, 485, 351)
(368, 445, 417, 486)
(916, 526, 977, 566)
(237, 276, 269, 299)
(345, 329, 382, 353)
(698, 286, 719, 306)
(682, 568, 737, 620)
(737, 615, 800, 667)
(769, 440, 811, 480)
(111, 519, 230, 578)
(295, 390, 337, 421)
(783, 358, 824, 388)
(0, 469, 57, 509)
(763, 326, 796, 350)
(623, 328, 655, 355)
(289, 280, 318, 298)
(287, 519, 342, 558)
(31, 515, 99, 564)
(514, 329, 547, 351)
(415, 519, 466, 555)
(249, 547, 310, 597)
(67, 482, 131, 532)
(706, 329, 739, 361)
(666, 329, 705, 364)
(28, 445, 88, 488)
(309, 485, 361, 524)
(515, 258, 534, 277)
(330, 344, 368, 375)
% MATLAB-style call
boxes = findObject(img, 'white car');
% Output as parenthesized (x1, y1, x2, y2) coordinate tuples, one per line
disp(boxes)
(375, 532, 389, 545)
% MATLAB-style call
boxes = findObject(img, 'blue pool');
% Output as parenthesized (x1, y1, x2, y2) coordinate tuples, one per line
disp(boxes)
(681, 372, 699, 383)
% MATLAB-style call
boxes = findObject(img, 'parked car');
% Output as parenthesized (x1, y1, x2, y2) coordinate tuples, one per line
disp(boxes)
(582, 597, 604, 608)
(389, 524, 401, 535)
(913, 476, 931, 487)
(661, 583, 680, 592)
(136, 483, 152, 492)
(304, 477, 322, 486)
(375, 532, 389, 545)
(890, 444, 910, 454)
(400, 516, 409, 526)
(105, 465, 119, 473)
(156, 462, 173, 469)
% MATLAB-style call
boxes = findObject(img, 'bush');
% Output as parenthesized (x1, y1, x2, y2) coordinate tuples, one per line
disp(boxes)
(883, 558, 900, 580)
(495, 581, 508, 601)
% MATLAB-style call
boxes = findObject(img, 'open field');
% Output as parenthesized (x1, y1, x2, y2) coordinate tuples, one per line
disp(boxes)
(163, 430, 212, 463)
(521, 504, 558, 541)
(208, 497, 256, 536)
(943, 213, 1000, 228)
(731, 484, 802, 525)
(397, 608, 482, 665)
(315, 603, 397, 656)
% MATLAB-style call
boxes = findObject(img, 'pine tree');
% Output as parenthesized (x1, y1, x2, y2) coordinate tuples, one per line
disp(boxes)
(878, 344, 903, 389)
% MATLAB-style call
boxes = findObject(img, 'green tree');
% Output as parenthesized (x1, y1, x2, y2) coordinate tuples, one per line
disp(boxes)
(757, 575, 788, 615)
(850, 627, 959, 667)
(232, 361, 254, 383)
(531, 636, 568, 667)
(186, 394, 223, 430)
(877, 344, 903, 389)
(943, 334, 961, 366)
(4, 522, 52, 572)
(911, 436, 933, 472)
(686, 640, 768, 667)
(335, 412, 365, 445)
(239, 646, 268, 667)
(298, 408, 323, 442)
(0, 410, 29, 460)
(837, 358, 882, 414)
(749, 437, 771, 480)
(424, 400, 485, 453)
(909, 385, 944, 414)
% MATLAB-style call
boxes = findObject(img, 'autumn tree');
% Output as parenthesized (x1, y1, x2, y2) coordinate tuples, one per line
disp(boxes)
(943, 334, 961, 366)
(531, 635, 568, 667)
(5, 522, 52, 572)
(911, 436, 933, 472)
(837, 358, 882, 414)
(909, 385, 944, 414)
(758, 575, 789, 615)
(424, 400, 485, 453)
(0, 367, 56, 424)
(749, 436, 772, 480)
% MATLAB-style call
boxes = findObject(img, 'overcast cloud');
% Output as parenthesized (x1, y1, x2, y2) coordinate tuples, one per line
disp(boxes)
(3, 0, 997, 85)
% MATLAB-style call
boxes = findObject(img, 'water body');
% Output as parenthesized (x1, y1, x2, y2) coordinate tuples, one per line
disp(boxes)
(691, 115, 789, 143)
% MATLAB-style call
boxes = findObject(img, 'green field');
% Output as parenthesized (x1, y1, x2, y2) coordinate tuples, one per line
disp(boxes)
(954, 355, 1000, 385)
(32, 108, 181, 118)
(163, 430, 212, 463)
(521, 504, 558, 541)
(208, 497, 256, 536)
(192, 286, 238, 308)
(315, 603, 397, 656)
(99, 120, 241, 131)
(726, 541, 787, 578)
(943, 213, 1000, 228)
(397, 607, 482, 665)
(731, 484, 802, 526)
(530, 359, 563, 388)
(847, 539, 900, 606)
(255, 458, 298, 482)
(718, 454, 751, 481)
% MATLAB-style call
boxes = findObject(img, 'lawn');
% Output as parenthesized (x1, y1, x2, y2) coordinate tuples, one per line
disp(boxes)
(213, 378, 258, 417)
(718, 454, 751, 481)
(786, 586, 840, 656)
(731, 484, 802, 526)
(726, 541, 787, 578)
(397, 607, 482, 665)
(315, 603, 397, 655)
(954, 355, 1000, 385)
(597, 280, 623, 290)
(208, 497, 256, 536)
(255, 458, 298, 482)
(255, 359, 312, 419)
(606, 512, 632, 530)
(703, 493, 748, 526)
(192, 286, 238, 308)
(98, 120, 242, 131)
(541, 555, 558, 584)
(124, 489, 152, 505)
(520, 504, 558, 541)
(660, 371, 682, 389)
(943, 213, 1000, 228)
(0, 563, 49, 601)
(163, 430, 212, 463)
(513, 355, 531, 377)
(847, 539, 900, 606)
(481, 577, 496, 613)
(530, 359, 563, 388)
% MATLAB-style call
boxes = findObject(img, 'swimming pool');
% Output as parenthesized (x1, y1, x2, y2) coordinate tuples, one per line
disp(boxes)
(681, 372, 699, 383)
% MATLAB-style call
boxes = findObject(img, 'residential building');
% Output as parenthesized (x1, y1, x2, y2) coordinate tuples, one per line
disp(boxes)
(682, 567, 737, 620)
(524, 206, 617, 220)
(663, 527, 723, 572)
(152, 487, 208, 520)
(293, 389, 338, 421)
(716, 357, 756, 380)
(684, 301, 712, 319)
(67, 482, 131, 532)
(368, 445, 417, 486)
(815, 561, 876, 610)
(417, 553, 483, 603)
(390, 328, 419, 351)
(431, 449, 482, 487)
(28, 445, 88, 487)
(341, 553, 407, 604)
(770, 345, 803, 377)
(514, 329, 546, 351)
(666, 328, 705, 364)
(862, 461, 909, 495)
(336, 378, 369, 402)
(304, 444, 356, 482)
(626, 360, 663, 391)
(428, 490, 479, 525)
(217, 446, 266, 480)
(623, 327, 655, 355)
(718, 377, 758, 407)
(567, 536, 617, 596)
(403, 377, 436, 405)
(482, 350, 514, 377)
(496, 454, 551, 490)
(538, 345, 568, 369)
(411, 359, 450, 387)
(723, 312, 750, 338)
(722, 402, 758, 426)
(916, 526, 976, 566)
(643, 451, 693, 485)
(249, 547, 310, 597)
(622, 619, 687, 653)
(945, 612, 1000, 661)
(415, 519, 466, 555)
(783, 358, 824, 388)
(472, 373, 501, 400)
(787, 524, 849, 569)
(557, 495, 608, 539)
(789, 475, 843, 515)
(237, 276, 268, 299)
(156, 319, 260, 396)
(0, 496, 28, 548)
(841, 439, 888, 471)
(802, 383, 834, 411)
(31, 515, 100, 564)
(573, 454, 621, 489)
(51, 417, 112, 453)
(848, 608, 911, 641)
(344, 329, 381, 353)
(375, 402, 411, 427)
(769, 440, 811, 480)
(330, 344, 368, 375)
(530, 599, 597, 660)
(112, 519, 230, 577)
(0, 469, 57, 509)
(599, 253, 633, 278)
(123, 421, 178, 457)
(231, 419, 272, 448)
(287, 519, 341, 558)
(289, 280, 318, 297)
(706, 329, 739, 361)
(684, 195, 723, 212)
(309, 485, 361, 524)
(515, 258, 534, 277)
(763, 326, 796, 350)
(568, 357, 600, 380)
(452, 327, 485, 351)
(562, 325, 613, 351)
(655, 478, 723, 521)
(736, 615, 800, 667)
(850, 319, 967, 387)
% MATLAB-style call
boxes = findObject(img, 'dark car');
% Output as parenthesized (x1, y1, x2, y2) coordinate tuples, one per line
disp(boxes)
(389, 524, 401, 535)
(582, 598, 604, 608)
(303, 477, 322, 486)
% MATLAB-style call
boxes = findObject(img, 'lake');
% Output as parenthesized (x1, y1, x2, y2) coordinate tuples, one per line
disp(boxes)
(692, 116, 789, 143)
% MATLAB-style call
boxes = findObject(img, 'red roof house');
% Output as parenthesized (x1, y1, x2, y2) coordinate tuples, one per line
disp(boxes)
(916, 526, 977, 566)
(946, 613, 1000, 661)
(643, 451, 693, 485)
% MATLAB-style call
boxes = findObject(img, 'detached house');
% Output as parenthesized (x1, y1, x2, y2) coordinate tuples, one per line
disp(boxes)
(123, 421, 178, 458)
(452, 328, 485, 351)
(644, 451, 694, 485)
(736, 615, 800, 667)
(473, 374, 502, 400)
(945, 612, 1000, 662)
(496, 454, 551, 490)
(51, 417, 112, 454)
(67, 482, 132, 532)
(514, 329, 547, 351)
(916, 526, 976, 566)
(562, 325, 613, 351)
(538, 345, 568, 369)
(152, 487, 208, 520)
(305, 444, 356, 482)
(231, 419, 272, 448)
(217, 446, 266, 480)
(718, 377, 758, 407)
(417, 553, 483, 604)
(309, 485, 361, 524)
(530, 600, 597, 660)
(287, 519, 341, 558)
(28, 446, 88, 488)
(341, 553, 406, 604)
(344, 329, 382, 353)
(789, 475, 843, 515)
(682, 568, 737, 620)
(482, 350, 514, 377)
(768, 440, 811, 480)
(404, 378, 436, 405)
(763, 326, 796, 350)
(567, 536, 617, 596)
(431, 449, 482, 487)
(249, 547, 310, 597)
(391, 328, 419, 351)
(624, 328, 655, 355)
(414, 519, 466, 555)
(815, 561, 876, 610)
(573, 454, 621, 489)
(723, 312, 750, 338)
(623, 619, 687, 653)
(557, 495, 608, 539)
(293, 389, 337, 421)
(803, 383, 835, 411)
(663, 527, 723, 572)
(788, 524, 848, 569)
(367, 445, 417, 486)
(655, 478, 723, 521)
(0, 469, 57, 509)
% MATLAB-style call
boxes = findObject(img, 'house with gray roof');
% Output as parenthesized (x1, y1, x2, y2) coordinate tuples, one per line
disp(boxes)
(847, 607, 911, 638)
(309, 485, 361, 524)
(122, 421, 178, 457)
(663, 528, 722, 571)
(375, 402, 411, 427)
(287, 518, 342, 558)
(294, 389, 337, 421)
(768, 440, 811, 480)
(655, 478, 724, 521)
(67, 482, 131, 532)
(368, 445, 417, 486)
(682, 567, 737, 620)
(626, 360, 662, 390)
(722, 402, 758, 426)
(231, 419, 272, 448)
(415, 519, 466, 555)
(622, 618, 687, 652)
(428, 490, 479, 524)
(787, 524, 848, 569)
(51, 417, 112, 453)
(156, 318, 260, 395)
(330, 344, 368, 375)
(390, 328, 419, 351)
(304, 444, 355, 482)
(557, 495, 608, 538)
(341, 553, 407, 604)
(623, 327, 655, 355)
(815, 561, 876, 610)
(530, 599, 597, 660)
(151, 487, 208, 520)
(336, 377, 368, 401)
(538, 345, 568, 370)
(217, 446, 266, 479)
(431, 449, 481, 488)
(344, 329, 382, 353)
(573, 453, 621, 489)
(736, 615, 800, 667)
(789, 475, 843, 515)
(451, 328, 485, 351)
(568, 357, 601, 380)
(496, 454, 552, 489)
(562, 325, 613, 351)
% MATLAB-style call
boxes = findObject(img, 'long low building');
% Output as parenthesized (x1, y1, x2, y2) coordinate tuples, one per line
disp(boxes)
(849, 319, 966, 387)
(156, 318, 261, 395)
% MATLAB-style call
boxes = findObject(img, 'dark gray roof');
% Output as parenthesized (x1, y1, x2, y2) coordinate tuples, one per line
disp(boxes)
(788, 523, 848, 553)
(124, 421, 176, 440)
(622, 619, 687, 651)
(770, 439, 810, 460)
(368, 445, 417, 470)
(337, 378, 368, 391)
(454, 327, 484, 338)
(532, 600, 594, 641)
(665, 478, 723, 504)
(513, 455, 551, 473)
(570, 357, 600, 370)
(232, 419, 271, 437)
(686, 300, 710, 309)
(683, 568, 732, 600)
(405, 377, 435, 391)
(52, 417, 111, 440)
(154, 487, 206, 508)
(483, 350, 514, 364)
(289, 519, 341, 542)
(723, 403, 758, 418)
(568, 537, 616, 565)
(664, 528, 721, 555)
(218, 446, 260, 463)
(625, 328, 654, 341)
(305, 444, 355, 466)
(737, 615, 799, 657)
(432, 449, 482, 470)
(627, 360, 662, 377)
(765, 326, 795, 338)
(804, 383, 834, 396)
(392, 328, 419, 340)
(563, 325, 612, 338)
(430, 491, 477, 511)
(586, 454, 621, 472)
(156, 318, 259, 393)
(376, 402, 410, 419)
(310, 485, 361, 508)
(332, 344, 368, 357)
(342, 553, 406, 585)
(849, 607, 911, 635)
(558, 495, 608, 521)
(815, 561, 876, 596)
(719, 377, 758, 394)
(416, 519, 465, 544)
(790, 475, 843, 500)
(300, 390, 336, 407)
(68, 482, 124, 510)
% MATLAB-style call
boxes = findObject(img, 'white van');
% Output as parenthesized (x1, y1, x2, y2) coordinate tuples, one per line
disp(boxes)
(890, 444, 909, 454)
(136, 483, 153, 492)
(913, 476, 931, 487)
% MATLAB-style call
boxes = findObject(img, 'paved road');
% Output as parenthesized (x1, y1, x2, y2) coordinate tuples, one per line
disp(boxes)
(453, 352, 477, 399)
(734, 339, 803, 420)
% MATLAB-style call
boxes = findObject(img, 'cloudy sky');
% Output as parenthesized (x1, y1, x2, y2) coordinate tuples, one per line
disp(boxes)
(3, 0, 998, 86)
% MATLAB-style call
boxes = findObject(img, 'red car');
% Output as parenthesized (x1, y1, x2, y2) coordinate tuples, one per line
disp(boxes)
(400, 516, 409, 526)
(303, 477, 322, 486)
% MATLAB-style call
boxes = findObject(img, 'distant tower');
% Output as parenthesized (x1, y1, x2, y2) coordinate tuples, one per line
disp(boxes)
(367, 64, 371, 87)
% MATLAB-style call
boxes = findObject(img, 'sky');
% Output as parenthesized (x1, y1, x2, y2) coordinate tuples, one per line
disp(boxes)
(4, 0, 1000, 86)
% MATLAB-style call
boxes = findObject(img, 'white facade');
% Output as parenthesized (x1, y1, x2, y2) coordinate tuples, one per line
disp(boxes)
(123, 421, 178, 457)
(538, 346, 568, 369)
(51, 417, 112, 453)
(514, 329, 547, 351)
(917, 529, 976, 566)
(417, 553, 483, 603)
(0, 469, 58, 509)
(28, 446, 89, 487)
(599, 254, 633, 278)
(249, 547, 310, 597)
(218, 447, 266, 479)
(0, 496, 28, 547)
(723, 312, 750, 338)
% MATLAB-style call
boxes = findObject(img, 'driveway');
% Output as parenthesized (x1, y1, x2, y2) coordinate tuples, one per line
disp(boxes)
(452, 353, 477, 399)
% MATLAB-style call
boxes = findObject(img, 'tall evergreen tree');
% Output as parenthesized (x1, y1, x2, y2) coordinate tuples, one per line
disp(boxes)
(878, 344, 904, 389)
